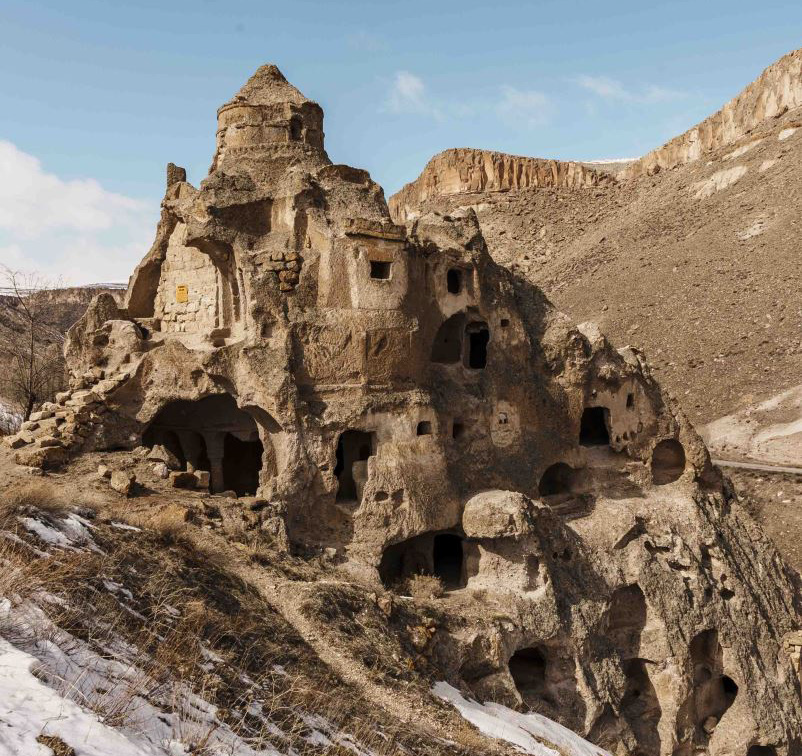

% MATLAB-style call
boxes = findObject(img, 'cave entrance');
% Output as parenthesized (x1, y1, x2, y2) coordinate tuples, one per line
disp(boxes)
(651, 439, 686, 485)
(680, 630, 738, 748)
(539, 463, 578, 496)
(223, 433, 263, 497)
(378, 531, 465, 590)
(447, 268, 463, 294)
(621, 658, 662, 755)
(335, 430, 375, 502)
(143, 394, 273, 495)
(431, 314, 465, 364)
(465, 322, 489, 369)
(509, 647, 548, 700)
(433, 533, 464, 588)
(580, 407, 610, 446)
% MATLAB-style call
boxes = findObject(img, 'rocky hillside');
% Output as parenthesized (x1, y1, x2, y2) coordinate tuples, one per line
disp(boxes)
(389, 48, 802, 448)
(0, 463, 612, 756)
(389, 148, 615, 223)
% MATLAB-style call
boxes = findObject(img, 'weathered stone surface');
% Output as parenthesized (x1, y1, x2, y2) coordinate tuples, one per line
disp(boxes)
(110, 471, 135, 496)
(462, 490, 536, 539)
(48, 63, 802, 754)
(624, 47, 802, 176)
(170, 471, 197, 489)
(390, 148, 615, 223)
(14, 445, 67, 470)
(146, 444, 181, 470)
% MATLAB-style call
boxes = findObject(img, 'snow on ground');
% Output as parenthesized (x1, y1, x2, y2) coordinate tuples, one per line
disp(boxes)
(433, 682, 610, 756)
(778, 127, 798, 141)
(0, 509, 389, 756)
(0, 630, 166, 756)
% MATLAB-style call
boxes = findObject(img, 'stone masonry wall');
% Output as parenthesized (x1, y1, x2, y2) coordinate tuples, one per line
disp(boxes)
(155, 223, 220, 334)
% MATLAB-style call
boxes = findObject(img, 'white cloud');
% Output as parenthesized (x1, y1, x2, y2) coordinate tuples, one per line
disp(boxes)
(346, 30, 387, 53)
(384, 71, 443, 120)
(576, 75, 686, 104)
(496, 86, 552, 127)
(0, 140, 155, 285)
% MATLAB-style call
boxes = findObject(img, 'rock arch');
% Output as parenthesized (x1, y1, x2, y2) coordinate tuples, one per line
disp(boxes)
(143, 394, 278, 495)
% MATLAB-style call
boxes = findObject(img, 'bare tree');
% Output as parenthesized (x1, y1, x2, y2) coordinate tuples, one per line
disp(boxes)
(0, 266, 67, 425)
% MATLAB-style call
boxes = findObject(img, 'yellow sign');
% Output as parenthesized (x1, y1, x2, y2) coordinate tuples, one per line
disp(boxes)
(176, 285, 189, 303)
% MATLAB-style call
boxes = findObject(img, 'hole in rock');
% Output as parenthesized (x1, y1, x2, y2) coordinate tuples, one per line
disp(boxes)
(621, 659, 662, 755)
(143, 394, 271, 495)
(627, 393, 635, 409)
(747, 747, 777, 756)
(416, 421, 432, 436)
(223, 433, 263, 497)
(431, 314, 464, 364)
(289, 115, 302, 141)
(464, 322, 489, 369)
(500, 318, 510, 328)
(509, 647, 547, 699)
(433, 533, 464, 588)
(379, 531, 465, 590)
(539, 463, 577, 496)
(335, 430, 376, 502)
(651, 439, 686, 485)
(580, 406, 610, 446)
(447, 268, 462, 294)
(452, 421, 465, 439)
(369, 260, 392, 280)
(607, 584, 647, 656)
(374, 490, 389, 502)
(684, 630, 738, 743)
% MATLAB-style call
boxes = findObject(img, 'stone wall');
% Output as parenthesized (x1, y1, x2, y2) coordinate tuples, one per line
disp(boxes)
(155, 224, 219, 334)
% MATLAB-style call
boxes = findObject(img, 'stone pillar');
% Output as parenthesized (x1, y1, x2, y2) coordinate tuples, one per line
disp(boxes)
(204, 431, 226, 493)
(176, 431, 203, 473)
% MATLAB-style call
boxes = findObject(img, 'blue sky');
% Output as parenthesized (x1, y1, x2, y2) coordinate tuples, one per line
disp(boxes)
(1, 0, 801, 283)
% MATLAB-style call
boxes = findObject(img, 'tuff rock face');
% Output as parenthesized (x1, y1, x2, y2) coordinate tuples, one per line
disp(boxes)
(623, 47, 802, 177)
(7, 65, 802, 755)
(389, 147, 614, 223)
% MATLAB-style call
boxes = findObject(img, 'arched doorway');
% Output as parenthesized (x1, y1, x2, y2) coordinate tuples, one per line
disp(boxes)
(144, 394, 276, 495)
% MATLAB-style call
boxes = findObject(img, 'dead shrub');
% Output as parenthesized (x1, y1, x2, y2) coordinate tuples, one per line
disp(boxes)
(0, 481, 68, 527)
(405, 574, 444, 600)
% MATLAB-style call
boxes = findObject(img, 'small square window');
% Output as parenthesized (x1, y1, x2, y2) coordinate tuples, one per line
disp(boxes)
(417, 421, 432, 436)
(447, 269, 462, 294)
(370, 260, 392, 280)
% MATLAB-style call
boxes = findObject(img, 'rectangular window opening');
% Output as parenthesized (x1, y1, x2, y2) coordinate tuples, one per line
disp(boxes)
(370, 260, 392, 280)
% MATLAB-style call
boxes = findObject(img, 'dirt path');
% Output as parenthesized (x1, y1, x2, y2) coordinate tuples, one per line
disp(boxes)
(713, 458, 802, 476)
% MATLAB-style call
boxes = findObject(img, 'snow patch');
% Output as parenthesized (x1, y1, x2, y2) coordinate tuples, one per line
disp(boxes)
(433, 681, 610, 756)
(778, 127, 797, 141)
(759, 158, 777, 173)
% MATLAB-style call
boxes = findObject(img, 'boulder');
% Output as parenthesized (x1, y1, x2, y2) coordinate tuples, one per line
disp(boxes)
(110, 471, 136, 496)
(462, 490, 537, 539)
(147, 444, 182, 470)
(170, 471, 197, 490)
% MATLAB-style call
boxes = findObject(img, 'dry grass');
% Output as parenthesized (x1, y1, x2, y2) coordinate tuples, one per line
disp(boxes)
(0, 506, 493, 756)
(406, 574, 445, 600)
(0, 481, 69, 527)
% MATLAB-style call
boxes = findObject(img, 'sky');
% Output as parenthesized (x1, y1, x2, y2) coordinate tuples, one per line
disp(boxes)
(1, 0, 801, 285)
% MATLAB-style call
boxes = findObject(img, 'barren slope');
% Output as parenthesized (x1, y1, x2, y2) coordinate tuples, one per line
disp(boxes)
(390, 63, 802, 438)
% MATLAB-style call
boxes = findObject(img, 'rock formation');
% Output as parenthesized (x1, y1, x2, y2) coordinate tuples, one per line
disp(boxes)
(623, 47, 802, 177)
(5, 64, 802, 755)
(390, 148, 614, 223)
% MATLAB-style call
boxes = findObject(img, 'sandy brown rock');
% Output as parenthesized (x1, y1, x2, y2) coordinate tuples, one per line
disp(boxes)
(11, 63, 801, 756)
